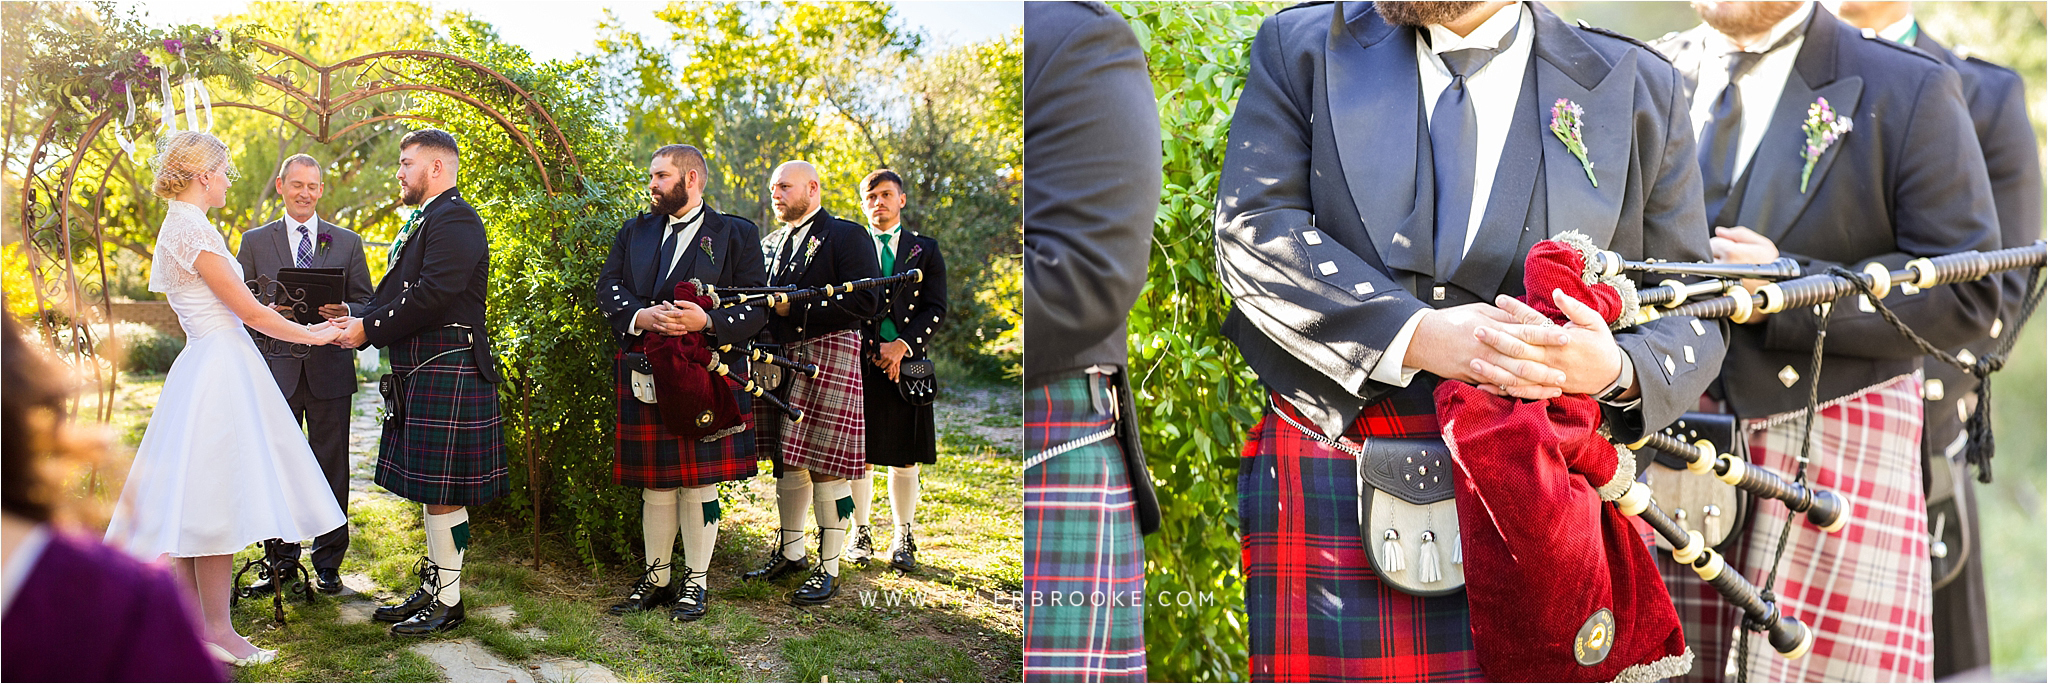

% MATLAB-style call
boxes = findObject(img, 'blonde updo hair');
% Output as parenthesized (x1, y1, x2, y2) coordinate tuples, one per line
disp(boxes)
(150, 130, 237, 199)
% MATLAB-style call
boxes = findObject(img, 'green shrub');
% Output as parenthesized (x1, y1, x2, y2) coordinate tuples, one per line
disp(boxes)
(1109, 3, 1283, 681)
(96, 322, 185, 374)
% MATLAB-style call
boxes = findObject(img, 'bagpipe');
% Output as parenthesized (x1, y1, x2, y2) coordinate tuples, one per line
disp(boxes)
(631, 271, 924, 437)
(1602, 240, 2045, 660)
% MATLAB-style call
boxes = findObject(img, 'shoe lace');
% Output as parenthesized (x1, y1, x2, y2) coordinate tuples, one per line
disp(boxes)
(757, 529, 807, 570)
(675, 570, 710, 607)
(798, 567, 833, 591)
(626, 560, 672, 599)
(853, 525, 873, 551)
(896, 524, 917, 553)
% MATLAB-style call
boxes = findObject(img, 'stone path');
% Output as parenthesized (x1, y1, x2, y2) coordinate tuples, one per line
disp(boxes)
(341, 383, 618, 683)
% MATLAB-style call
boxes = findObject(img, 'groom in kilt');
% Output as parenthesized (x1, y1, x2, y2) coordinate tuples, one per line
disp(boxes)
(1215, 3, 1725, 679)
(743, 160, 882, 606)
(337, 128, 506, 635)
(594, 144, 769, 622)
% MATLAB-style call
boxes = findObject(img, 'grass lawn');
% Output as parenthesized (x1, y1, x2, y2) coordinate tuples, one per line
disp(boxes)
(95, 372, 1023, 682)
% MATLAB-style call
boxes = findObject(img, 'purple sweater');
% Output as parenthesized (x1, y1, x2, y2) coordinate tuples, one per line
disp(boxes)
(3, 530, 225, 682)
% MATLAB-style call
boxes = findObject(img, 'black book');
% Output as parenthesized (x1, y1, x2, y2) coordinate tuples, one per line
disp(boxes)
(273, 267, 346, 325)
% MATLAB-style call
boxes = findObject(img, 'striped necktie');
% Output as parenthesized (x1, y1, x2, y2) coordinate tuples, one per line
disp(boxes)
(295, 225, 313, 268)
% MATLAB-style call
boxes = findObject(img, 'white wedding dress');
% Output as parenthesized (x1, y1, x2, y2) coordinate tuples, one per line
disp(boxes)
(104, 200, 348, 559)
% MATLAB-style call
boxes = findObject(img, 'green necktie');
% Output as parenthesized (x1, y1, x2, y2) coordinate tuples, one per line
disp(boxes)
(876, 231, 897, 342)
(388, 210, 424, 271)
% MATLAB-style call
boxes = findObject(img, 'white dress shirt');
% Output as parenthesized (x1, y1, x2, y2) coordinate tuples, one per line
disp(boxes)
(628, 204, 706, 336)
(286, 213, 322, 266)
(1372, 2, 1534, 387)
(1876, 14, 1915, 43)
(1686, 2, 1813, 184)
(871, 221, 901, 269)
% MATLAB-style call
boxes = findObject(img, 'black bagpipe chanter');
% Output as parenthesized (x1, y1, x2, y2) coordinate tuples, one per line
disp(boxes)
(1596, 240, 2047, 658)
(655, 269, 926, 425)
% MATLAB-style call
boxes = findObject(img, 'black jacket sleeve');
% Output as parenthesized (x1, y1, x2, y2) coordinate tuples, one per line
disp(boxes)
(707, 218, 770, 345)
(594, 219, 650, 341)
(361, 207, 488, 348)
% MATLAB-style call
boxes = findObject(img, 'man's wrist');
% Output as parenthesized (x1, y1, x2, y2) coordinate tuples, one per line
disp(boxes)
(1596, 345, 1635, 404)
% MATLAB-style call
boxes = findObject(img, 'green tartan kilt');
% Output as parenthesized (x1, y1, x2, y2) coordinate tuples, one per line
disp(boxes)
(375, 327, 509, 506)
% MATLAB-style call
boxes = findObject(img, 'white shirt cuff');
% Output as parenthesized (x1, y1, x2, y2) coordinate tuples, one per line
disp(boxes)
(1370, 309, 1431, 387)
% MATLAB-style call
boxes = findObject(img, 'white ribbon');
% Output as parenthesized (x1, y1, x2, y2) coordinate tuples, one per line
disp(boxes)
(182, 74, 213, 132)
(157, 65, 175, 132)
(112, 84, 137, 157)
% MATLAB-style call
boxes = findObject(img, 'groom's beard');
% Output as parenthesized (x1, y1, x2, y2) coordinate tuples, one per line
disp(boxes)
(401, 182, 425, 206)
(650, 184, 692, 218)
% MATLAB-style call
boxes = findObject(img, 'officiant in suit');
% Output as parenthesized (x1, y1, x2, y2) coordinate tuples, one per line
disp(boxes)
(1214, 2, 1725, 678)
(235, 153, 373, 596)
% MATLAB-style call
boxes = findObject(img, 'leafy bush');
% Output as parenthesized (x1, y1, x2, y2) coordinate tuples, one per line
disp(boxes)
(95, 321, 184, 373)
(1110, 3, 1283, 681)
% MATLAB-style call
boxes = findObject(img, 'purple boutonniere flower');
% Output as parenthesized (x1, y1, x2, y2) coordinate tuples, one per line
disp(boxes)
(163, 38, 184, 55)
(906, 243, 922, 261)
(802, 235, 822, 264)
(1548, 99, 1597, 188)
(1799, 97, 1852, 193)
(317, 232, 334, 253)
(699, 235, 715, 262)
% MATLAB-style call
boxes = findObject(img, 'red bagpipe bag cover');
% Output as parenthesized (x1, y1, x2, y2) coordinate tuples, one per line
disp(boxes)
(1433, 234, 1690, 681)
(642, 280, 744, 440)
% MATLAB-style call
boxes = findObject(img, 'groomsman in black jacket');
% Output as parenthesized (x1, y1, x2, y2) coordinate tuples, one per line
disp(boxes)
(742, 161, 882, 606)
(847, 169, 947, 573)
(335, 129, 508, 635)
(1835, 4, 2040, 678)
(593, 144, 769, 622)
(1654, 3, 2001, 680)
(236, 153, 374, 597)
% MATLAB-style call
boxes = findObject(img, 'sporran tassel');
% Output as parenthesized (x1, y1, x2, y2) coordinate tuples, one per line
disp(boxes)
(1453, 532, 1463, 565)
(1380, 529, 1404, 573)
(1418, 531, 1442, 583)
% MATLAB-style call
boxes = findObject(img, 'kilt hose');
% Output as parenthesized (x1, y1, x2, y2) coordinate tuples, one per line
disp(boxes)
(1241, 384, 1481, 683)
(1662, 373, 1930, 683)
(611, 352, 758, 489)
(864, 359, 937, 468)
(1024, 373, 1145, 682)
(774, 330, 866, 480)
(376, 327, 509, 507)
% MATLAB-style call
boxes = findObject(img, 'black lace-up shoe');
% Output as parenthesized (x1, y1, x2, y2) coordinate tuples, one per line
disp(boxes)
(391, 599, 465, 635)
(669, 581, 710, 622)
(741, 553, 809, 582)
(889, 527, 919, 574)
(789, 567, 838, 606)
(847, 525, 875, 565)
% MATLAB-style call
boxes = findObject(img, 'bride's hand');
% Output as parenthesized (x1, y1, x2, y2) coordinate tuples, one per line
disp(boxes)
(305, 323, 343, 346)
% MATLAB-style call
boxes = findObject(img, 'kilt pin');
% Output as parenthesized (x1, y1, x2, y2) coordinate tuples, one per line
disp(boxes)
(1024, 374, 1147, 682)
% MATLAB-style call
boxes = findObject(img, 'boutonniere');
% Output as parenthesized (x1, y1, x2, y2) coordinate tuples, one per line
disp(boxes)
(802, 235, 822, 264)
(1549, 99, 1597, 188)
(1800, 96, 1851, 193)
(699, 235, 715, 262)
(905, 242, 922, 261)
(316, 232, 333, 253)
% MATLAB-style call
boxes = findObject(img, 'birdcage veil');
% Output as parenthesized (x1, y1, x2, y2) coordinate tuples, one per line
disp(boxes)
(149, 130, 239, 186)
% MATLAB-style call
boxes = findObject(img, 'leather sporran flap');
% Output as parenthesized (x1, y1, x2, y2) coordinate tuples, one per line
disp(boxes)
(624, 352, 658, 404)
(897, 357, 936, 406)
(1644, 412, 1750, 551)
(1357, 438, 1465, 595)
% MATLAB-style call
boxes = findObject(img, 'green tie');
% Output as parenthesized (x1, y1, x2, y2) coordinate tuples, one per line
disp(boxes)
(388, 210, 424, 271)
(876, 231, 897, 342)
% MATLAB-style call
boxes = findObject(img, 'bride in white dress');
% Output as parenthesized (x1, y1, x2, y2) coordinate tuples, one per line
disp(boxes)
(103, 131, 354, 666)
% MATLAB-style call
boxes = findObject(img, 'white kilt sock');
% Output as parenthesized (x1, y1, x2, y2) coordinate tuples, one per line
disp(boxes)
(423, 507, 468, 606)
(775, 469, 813, 561)
(677, 485, 719, 592)
(640, 488, 678, 586)
(812, 478, 854, 576)
(890, 464, 921, 535)
(850, 470, 874, 529)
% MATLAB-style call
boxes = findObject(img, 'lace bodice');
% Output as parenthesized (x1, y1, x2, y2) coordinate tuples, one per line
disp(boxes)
(148, 201, 244, 338)
(148, 201, 237, 293)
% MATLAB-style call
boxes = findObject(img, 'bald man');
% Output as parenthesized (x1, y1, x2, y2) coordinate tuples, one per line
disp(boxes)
(743, 161, 882, 605)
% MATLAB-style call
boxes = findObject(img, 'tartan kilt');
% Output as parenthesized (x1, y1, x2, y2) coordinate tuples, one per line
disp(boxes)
(375, 327, 508, 507)
(771, 330, 866, 480)
(1664, 373, 1930, 682)
(864, 360, 937, 467)
(611, 353, 758, 488)
(1242, 383, 1482, 683)
(1024, 373, 1145, 682)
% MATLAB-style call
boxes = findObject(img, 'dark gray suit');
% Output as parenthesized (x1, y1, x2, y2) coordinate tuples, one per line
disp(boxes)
(237, 216, 374, 570)
(1217, 1, 1726, 443)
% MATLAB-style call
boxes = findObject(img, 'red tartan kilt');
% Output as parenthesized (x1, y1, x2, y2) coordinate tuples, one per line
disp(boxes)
(612, 353, 757, 488)
(1240, 384, 1483, 682)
